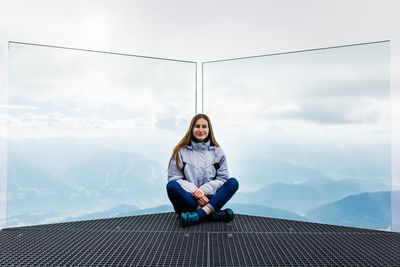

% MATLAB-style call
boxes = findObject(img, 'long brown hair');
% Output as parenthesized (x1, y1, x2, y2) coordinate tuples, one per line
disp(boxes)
(168, 113, 220, 173)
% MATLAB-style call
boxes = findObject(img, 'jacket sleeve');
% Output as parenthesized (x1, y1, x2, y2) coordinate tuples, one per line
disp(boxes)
(200, 150, 229, 195)
(168, 150, 198, 193)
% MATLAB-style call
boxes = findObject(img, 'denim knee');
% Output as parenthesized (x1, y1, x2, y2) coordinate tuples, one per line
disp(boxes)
(227, 177, 239, 192)
(166, 180, 180, 193)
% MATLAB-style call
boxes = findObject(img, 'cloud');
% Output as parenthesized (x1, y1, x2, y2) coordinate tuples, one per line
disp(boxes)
(265, 98, 390, 125)
(13, 186, 58, 199)
(6, 43, 196, 139)
(6, 106, 196, 140)
(204, 41, 390, 136)
(7, 112, 156, 139)
(0, 104, 38, 110)
(8, 42, 196, 117)
(155, 101, 193, 133)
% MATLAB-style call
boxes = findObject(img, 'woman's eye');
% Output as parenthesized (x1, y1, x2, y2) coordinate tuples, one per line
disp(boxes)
(202, 126, 207, 129)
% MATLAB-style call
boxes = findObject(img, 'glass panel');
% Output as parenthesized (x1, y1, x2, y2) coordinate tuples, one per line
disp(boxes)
(7, 42, 196, 227)
(0, 42, 7, 230)
(203, 41, 391, 230)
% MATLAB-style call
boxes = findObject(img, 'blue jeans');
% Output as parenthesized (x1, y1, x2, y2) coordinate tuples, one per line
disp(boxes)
(166, 178, 239, 214)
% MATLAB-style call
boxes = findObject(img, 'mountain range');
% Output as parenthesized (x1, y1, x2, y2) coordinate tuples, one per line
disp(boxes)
(5, 142, 393, 231)
(7, 191, 393, 230)
(306, 191, 392, 230)
(233, 178, 390, 213)
(7, 149, 169, 214)
(229, 155, 332, 186)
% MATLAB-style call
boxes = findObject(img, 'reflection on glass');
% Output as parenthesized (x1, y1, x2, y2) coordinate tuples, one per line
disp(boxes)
(7, 43, 196, 227)
(203, 41, 391, 230)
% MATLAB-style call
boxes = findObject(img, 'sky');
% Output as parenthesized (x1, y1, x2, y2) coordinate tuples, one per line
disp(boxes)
(0, 0, 397, 61)
(6, 42, 196, 140)
(0, 0, 399, 230)
(4, 41, 390, 154)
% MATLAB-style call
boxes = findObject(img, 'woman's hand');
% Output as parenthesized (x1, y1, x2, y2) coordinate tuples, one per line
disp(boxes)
(192, 188, 206, 199)
(193, 188, 208, 206)
(197, 196, 209, 206)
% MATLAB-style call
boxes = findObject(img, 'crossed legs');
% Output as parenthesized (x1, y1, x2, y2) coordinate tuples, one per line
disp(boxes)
(166, 178, 239, 215)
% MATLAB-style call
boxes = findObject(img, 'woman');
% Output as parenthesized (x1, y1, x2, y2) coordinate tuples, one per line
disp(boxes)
(166, 113, 239, 227)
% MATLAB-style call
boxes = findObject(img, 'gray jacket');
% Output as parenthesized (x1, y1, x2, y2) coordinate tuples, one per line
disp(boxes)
(168, 140, 229, 195)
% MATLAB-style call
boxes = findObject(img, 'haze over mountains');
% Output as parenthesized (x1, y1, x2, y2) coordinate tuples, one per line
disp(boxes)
(307, 191, 392, 230)
(6, 139, 392, 230)
(8, 191, 392, 230)
(233, 179, 390, 212)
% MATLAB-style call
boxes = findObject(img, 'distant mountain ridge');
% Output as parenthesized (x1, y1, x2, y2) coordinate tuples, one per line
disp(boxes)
(229, 155, 332, 186)
(61, 149, 169, 207)
(233, 178, 390, 213)
(302, 178, 390, 199)
(7, 191, 392, 230)
(56, 203, 307, 223)
(7, 150, 169, 217)
(233, 182, 324, 212)
(227, 203, 307, 221)
(7, 158, 77, 212)
(306, 191, 391, 230)
(6, 143, 392, 231)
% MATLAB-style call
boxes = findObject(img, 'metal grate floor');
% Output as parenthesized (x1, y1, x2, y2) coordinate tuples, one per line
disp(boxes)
(1, 212, 399, 266)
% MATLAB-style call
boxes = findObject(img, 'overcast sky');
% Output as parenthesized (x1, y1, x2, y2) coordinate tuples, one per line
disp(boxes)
(0, 0, 398, 61)
(205, 42, 390, 129)
(4, 40, 390, 141)
(6, 42, 195, 140)
(1, 0, 399, 143)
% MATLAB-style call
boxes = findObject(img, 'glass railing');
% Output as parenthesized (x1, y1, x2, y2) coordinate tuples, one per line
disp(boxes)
(7, 42, 196, 227)
(203, 41, 391, 230)
(4, 41, 392, 230)
(0, 42, 7, 230)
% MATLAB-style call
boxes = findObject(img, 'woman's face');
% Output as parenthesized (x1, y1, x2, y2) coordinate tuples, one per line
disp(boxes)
(192, 118, 209, 142)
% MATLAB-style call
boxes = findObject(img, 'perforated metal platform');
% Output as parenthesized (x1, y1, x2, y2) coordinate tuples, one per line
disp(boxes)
(1, 212, 399, 266)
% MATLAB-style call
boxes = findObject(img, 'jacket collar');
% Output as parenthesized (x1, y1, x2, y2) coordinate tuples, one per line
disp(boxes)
(187, 140, 214, 150)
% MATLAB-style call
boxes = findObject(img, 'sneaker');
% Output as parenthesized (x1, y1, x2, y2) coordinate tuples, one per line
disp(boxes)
(181, 211, 200, 227)
(210, 208, 234, 222)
